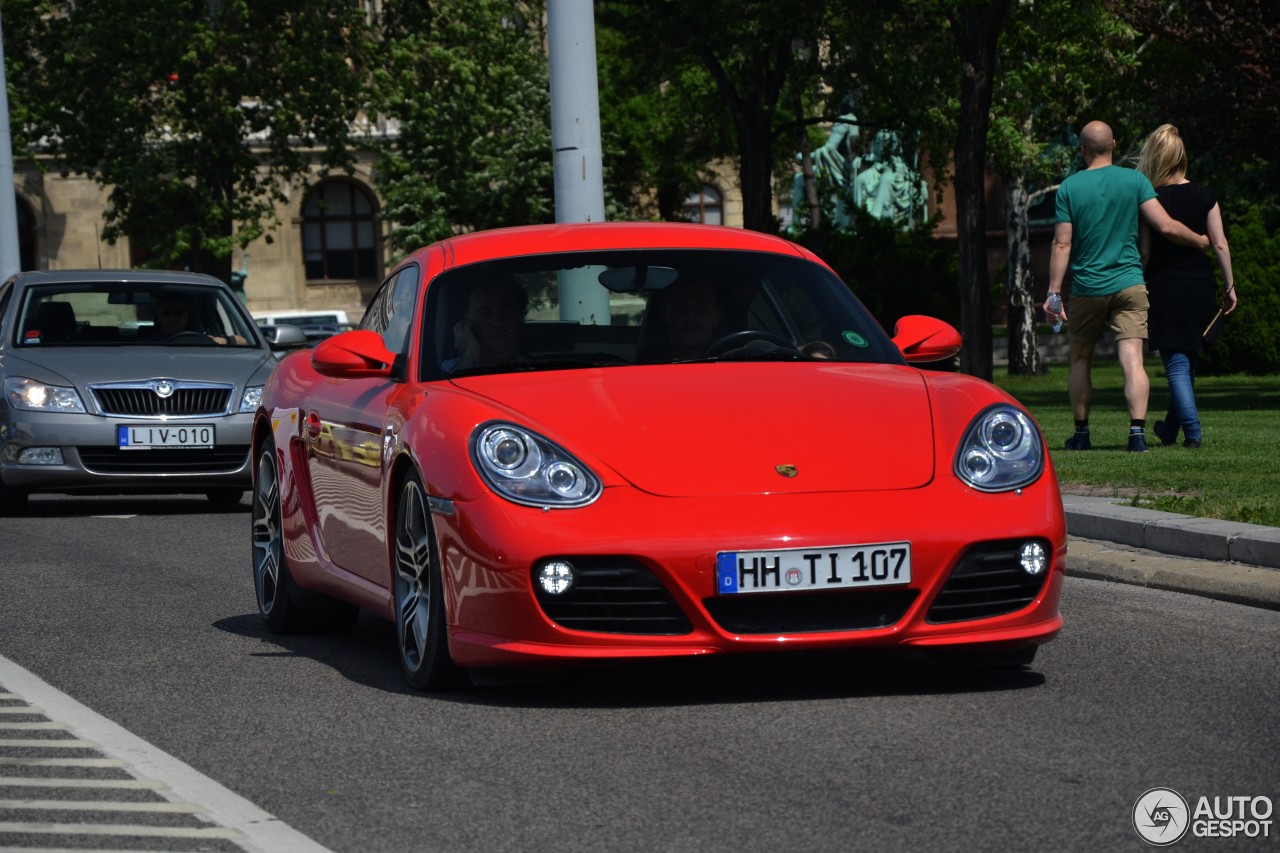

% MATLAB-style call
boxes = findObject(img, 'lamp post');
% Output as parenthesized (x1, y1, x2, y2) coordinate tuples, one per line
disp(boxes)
(547, 0, 609, 324)
(0, 10, 22, 279)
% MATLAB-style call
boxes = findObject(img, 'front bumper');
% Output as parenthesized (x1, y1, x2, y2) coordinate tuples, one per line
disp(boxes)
(0, 410, 253, 494)
(429, 478, 1067, 668)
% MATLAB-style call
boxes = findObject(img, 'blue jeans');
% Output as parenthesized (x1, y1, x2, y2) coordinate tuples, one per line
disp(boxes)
(1159, 350, 1201, 442)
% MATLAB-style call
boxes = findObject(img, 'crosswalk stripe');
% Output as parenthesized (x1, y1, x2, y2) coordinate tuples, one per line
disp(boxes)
(0, 821, 242, 839)
(0, 799, 203, 813)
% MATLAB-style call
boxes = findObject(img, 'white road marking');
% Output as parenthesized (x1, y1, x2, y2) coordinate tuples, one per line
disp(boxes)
(0, 822, 241, 839)
(0, 652, 335, 853)
(0, 778, 164, 789)
(0, 800, 203, 812)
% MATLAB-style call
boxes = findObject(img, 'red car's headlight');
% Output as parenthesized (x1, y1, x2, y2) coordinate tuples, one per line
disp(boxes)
(470, 422, 602, 508)
(954, 404, 1044, 492)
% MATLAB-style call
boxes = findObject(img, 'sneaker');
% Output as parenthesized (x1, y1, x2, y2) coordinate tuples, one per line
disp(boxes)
(1153, 420, 1177, 446)
(1128, 432, 1148, 453)
(1064, 432, 1092, 451)
(1183, 438, 1202, 449)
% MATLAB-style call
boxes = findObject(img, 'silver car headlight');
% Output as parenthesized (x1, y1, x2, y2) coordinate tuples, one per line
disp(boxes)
(4, 376, 86, 413)
(240, 385, 263, 413)
(470, 422, 601, 507)
(954, 404, 1043, 492)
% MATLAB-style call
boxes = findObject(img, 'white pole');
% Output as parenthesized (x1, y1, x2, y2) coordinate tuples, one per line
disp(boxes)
(547, 0, 610, 324)
(0, 10, 22, 279)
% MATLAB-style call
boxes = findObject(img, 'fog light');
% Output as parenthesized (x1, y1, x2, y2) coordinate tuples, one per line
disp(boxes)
(18, 447, 64, 465)
(1019, 541, 1048, 576)
(536, 560, 575, 596)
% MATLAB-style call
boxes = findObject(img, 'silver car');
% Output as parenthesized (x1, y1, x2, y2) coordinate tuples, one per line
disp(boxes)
(0, 270, 305, 514)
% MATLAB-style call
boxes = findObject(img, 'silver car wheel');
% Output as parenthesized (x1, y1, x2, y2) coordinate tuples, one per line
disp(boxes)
(252, 444, 283, 616)
(393, 473, 464, 689)
(394, 477, 432, 671)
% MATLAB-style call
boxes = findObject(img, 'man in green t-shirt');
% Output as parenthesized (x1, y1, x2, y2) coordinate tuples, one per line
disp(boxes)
(1043, 120, 1209, 452)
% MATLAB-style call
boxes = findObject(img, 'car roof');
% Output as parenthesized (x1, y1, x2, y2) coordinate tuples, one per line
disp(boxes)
(411, 222, 820, 271)
(6, 269, 228, 289)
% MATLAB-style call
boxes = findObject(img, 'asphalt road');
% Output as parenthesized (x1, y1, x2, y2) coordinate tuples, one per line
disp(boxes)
(2, 494, 1278, 852)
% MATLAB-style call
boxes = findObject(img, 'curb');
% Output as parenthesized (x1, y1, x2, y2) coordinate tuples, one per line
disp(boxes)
(1061, 494, 1280, 610)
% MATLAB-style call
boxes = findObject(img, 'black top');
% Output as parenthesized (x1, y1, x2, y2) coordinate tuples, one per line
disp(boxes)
(1147, 183, 1215, 281)
(1146, 182, 1219, 352)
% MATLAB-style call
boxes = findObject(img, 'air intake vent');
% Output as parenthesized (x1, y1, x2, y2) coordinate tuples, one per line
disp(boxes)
(704, 588, 917, 634)
(534, 558, 692, 635)
(925, 539, 1051, 624)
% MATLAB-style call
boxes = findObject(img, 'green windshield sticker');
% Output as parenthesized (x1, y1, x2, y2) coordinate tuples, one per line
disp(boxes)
(843, 331, 869, 348)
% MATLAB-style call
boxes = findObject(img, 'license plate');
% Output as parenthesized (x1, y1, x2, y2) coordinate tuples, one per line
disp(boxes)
(117, 423, 215, 450)
(716, 541, 911, 594)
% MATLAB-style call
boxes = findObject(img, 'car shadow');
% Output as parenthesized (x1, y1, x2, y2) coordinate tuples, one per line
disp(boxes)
(214, 611, 1047, 707)
(20, 494, 250, 517)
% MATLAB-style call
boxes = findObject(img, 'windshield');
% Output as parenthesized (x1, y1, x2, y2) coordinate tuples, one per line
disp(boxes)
(14, 282, 260, 349)
(421, 249, 902, 378)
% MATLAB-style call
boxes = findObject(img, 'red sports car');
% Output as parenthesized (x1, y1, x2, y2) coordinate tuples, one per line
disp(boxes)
(251, 222, 1064, 689)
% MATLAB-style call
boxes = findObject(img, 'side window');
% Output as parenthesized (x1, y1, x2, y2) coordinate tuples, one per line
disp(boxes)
(359, 265, 420, 354)
(382, 267, 421, 355)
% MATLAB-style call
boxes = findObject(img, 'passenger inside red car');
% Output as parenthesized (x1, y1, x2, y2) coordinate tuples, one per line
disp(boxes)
(444, 276, 528, 371)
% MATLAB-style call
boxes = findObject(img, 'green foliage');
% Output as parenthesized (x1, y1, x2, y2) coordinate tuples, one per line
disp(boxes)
(1200, 204, 1280, 376)
(817, 209, 960, 331)
(372, 0, 552, 256)
(7, 0, 373, 277)
(595, 25, 730, 221)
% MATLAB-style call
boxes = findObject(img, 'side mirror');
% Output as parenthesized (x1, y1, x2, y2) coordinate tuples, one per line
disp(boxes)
(311, 329, 396, 376)
(263, 324, 307, 349)
(891, 315, 962, 363)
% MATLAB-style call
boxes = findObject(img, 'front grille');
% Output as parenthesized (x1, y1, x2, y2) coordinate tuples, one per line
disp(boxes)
(78, 445, 250, 474)
(535, 558, 692, 635)
(703, 588, 917, 634)
(91, 383, 233, 417)
(925, 539, 1051, 624)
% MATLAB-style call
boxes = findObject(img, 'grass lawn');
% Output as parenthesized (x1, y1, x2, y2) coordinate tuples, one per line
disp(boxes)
(994, 359, 1280, 527)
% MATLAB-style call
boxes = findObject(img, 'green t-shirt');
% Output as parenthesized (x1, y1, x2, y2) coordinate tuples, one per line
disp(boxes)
(1054, 164, 1156, 297)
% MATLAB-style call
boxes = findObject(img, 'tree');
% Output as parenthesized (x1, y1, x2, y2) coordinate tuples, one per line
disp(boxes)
(6, 0, 374, 282)
(595, 25, 731, 222)
(1101, 0, 1279, 209)
(597, 0, 833, 233)
(948, 0, 1010, 381)
(371, 0, 554, 255)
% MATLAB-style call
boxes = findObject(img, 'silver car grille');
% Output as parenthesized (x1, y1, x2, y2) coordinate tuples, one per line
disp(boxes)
(90, 381, 235, 418)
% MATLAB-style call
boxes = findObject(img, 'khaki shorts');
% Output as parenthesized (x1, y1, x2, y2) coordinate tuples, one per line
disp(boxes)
(1067, 285, 1148, 344)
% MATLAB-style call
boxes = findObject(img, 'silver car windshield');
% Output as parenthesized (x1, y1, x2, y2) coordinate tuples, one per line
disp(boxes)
(14, 283, 258, 348)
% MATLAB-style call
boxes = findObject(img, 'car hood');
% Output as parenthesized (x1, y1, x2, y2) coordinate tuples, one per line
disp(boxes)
(4, 346, 277, 389)
(451, 363, 936, 497)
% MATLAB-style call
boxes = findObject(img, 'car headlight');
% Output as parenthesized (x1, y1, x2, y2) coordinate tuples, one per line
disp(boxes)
(470, 422, 601, 507)
(4, 377, 86, 413)
(954, 404, 1043, 492)
(240, 385, 263, 413)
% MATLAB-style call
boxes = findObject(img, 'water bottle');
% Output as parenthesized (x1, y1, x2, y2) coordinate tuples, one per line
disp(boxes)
(1046, 292, 1063, 333)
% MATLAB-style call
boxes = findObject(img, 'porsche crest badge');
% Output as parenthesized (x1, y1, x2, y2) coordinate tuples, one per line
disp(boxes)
(775, 464, 798, 478)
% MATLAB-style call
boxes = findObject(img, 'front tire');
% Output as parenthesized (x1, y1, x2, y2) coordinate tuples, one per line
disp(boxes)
(393, 472, 465, 690)
(251, 438, 357, 633)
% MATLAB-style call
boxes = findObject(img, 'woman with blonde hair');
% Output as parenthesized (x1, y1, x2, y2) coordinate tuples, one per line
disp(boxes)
(1136, 124, 1238, 448)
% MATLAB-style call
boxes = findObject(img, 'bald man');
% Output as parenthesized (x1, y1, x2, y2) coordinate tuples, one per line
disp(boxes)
(1044, 120, 1210, 453)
